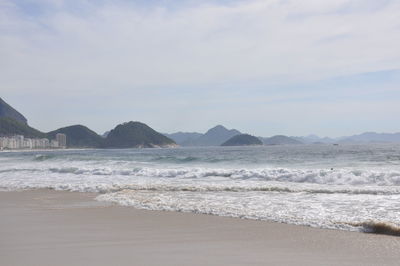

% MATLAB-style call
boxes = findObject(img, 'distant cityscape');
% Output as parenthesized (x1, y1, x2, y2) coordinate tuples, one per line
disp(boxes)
(1, 96, 400, 150)
(0, 133, 66, 150)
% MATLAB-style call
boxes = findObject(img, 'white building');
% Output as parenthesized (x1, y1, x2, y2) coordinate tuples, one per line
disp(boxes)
(51, 140, 59, 148)
(56, 133, 67, 148)
(0, 134, 67, 150)
(0, 137, 7, 149)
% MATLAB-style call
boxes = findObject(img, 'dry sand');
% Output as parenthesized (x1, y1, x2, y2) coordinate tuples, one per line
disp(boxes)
(1, 190, 399, 266)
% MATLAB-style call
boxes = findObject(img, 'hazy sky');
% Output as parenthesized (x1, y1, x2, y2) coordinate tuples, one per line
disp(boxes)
(1, 0, 400, 137)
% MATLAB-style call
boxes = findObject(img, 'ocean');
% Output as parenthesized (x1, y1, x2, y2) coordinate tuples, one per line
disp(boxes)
(1, 144, 400, 233)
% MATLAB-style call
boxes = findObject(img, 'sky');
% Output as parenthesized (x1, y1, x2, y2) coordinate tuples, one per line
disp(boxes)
(1, 0, 400, 137)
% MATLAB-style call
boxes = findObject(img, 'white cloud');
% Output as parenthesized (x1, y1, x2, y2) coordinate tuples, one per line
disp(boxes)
(0, 0, 399, 135)
(1, 0, 399, 92)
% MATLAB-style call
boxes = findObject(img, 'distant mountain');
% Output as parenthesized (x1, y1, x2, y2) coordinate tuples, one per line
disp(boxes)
(262, 135, 303, 145)
(47, 125, 104, 148)
(292, 135, 337, 144)
(221, 134, 262, 146)
(0, 97, 28, 124)
(104, 121, 176, 148)
(164, 132, 203, 146)
(0, 117, 45, 138)
(340, 132, 400, 143)
(4, 95, 400, 147)
(294, 132, 400, 144)
(188, 125, 241, 146)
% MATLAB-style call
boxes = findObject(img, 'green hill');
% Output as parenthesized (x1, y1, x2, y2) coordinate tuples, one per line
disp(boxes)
(0, 117, 45, 138)
(262, 135, 302, 145)
(47, 125, 104, 148)
(0, 97, 28, 124)
(221, 134, 262, 146)
(188, 125, 241, 146)
(104, 121, 176, 148)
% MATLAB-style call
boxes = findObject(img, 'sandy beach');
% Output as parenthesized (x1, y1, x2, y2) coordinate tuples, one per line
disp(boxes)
(0, 190, 399, 266)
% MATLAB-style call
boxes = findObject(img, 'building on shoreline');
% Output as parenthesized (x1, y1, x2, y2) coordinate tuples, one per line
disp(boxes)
(56, 133, 67, 148)
(0, 134, 67, 150)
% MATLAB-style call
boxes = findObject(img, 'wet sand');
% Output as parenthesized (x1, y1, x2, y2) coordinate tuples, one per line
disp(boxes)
(1, 190, 399, 266)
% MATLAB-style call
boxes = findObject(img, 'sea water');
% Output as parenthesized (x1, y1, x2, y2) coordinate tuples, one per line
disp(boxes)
(1, 144, 400, 232)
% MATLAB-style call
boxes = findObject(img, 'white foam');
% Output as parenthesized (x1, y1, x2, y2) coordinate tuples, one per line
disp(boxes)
(1, 147, 400, 232)
(0, 162, 400, 191)
(96, 189, 400, 231)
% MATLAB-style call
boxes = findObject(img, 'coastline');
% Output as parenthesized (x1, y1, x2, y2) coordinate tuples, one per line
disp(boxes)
(1, 189, 399, 266)
(0, 146, 179, 152)
(0, 148, 95, 153)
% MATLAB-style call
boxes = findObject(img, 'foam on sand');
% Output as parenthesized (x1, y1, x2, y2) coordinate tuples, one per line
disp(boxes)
(2, 189, 400, 266)
(359, 222, 400, 236)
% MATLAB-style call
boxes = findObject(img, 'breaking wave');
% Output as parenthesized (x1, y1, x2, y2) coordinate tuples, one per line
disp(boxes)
(2, 145, 400, 234)
(33, 154, 56, 161)
(47, 183, 400, 195)
(96, 189, 400, 233)
(19, 166, 400, 186)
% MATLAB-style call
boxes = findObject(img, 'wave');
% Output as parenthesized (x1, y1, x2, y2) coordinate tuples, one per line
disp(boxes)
(2, 164, 400, 190)
(3, 180, 400, 196)
(112, 184, 400, 195)
(0, 168, 44, 174)
(91, 184, 399, 195)
(127, 184, 400, 195)
(33, 154, 56, 161)
(151, 156, 200, 163)
(2, 146, 400, 235)
(43, 166, 400, 186)
(150, 155, 234, 164)
(95, 189, 400, 234)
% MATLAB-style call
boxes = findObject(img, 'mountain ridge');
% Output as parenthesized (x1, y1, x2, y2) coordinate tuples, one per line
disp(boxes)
(104, 121, 176, 148)
(261, 135, 303, 145)
(164, 132, 203, 146)
(221, 134, 263, 146)
(294, 132, 400, 144)
(0, 97, 28, 124)
(184, 125, 241, 146)
(0, 117, 45, 138)
(47, 125, 104, 148)
(3, 96, 400, 147)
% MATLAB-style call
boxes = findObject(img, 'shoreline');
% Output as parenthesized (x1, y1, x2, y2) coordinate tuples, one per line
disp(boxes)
(1, 189, 399, 266)
(0, 148, 96, 152)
